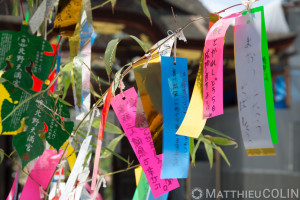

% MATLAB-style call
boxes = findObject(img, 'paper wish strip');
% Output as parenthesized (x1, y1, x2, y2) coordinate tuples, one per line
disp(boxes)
(234, 12, 276, 156)
(175, 13, 219, 138)
(133, 36, 175, 154)
(20, 150, 64, 200)
(243, 6, 278, 144)
(160, 56, 189, 179)
(53, 0, 83, 37)
(203, 13, 240, 119)
(111, 87, 179, 198)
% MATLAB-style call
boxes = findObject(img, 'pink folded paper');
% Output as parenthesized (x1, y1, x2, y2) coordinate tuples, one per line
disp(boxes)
(111, 87, 179, 198)
(20, 150, 64, 200)
(203, 12, 241, 119)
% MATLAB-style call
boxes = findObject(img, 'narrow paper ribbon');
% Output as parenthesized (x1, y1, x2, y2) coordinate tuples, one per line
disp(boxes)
(111, 87, 179, 198)
(160, 56, 189, 179)
(243, 6, 278, 144)
(175, 13, 218, 138)
(20, 150, 64, 200)
(53, 0, 83, 37)
(91, 85, 114, 190)
(6, 167, 19, 200)
(60, 135, 92, 200)
(234, 12, 275, 156)
(203, 12, 241, 119)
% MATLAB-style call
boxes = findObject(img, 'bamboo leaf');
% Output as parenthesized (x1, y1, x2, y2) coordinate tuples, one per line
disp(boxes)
(102, 146, 129, 164)
(192, 138, 201, 166)
(140, 0, 152, 24)
(189, 137, 194, 158)
(92, 119, 123, 134)
(104, 38, 120, 77)
(204, 136, 237, 148)
(212, 144, 231, 167)
(27, 0, 34, 10)
(101, 134, 124, 158)
(204, 142, 213, 168)
(129, 35, 151, 52)
(204, 126, 233, 140)
(0, 149, 4, 165)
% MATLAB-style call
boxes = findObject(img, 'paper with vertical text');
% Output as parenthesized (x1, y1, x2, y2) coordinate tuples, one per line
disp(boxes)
(111, 88, 179, 198)
(234, 13, 275, 156)
(160, 56, 189, 178)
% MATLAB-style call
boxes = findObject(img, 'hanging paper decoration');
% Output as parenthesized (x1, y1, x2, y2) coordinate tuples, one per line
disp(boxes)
(203, 13, 240, 119)
(91, 85, 113, 190)
(29, 0, 55, 34)
(53, 0, 83, 37)
(243, 6, 278, 144)
(111, 87, 179, 198)
(133, 36, 175, 154)
(175, 13, 218, 138)
(0, 25, 73, 166)
(60, 135, 92, 200)
(160, 56, 189, 179)
(6, 167, 19, 200)
(133, 169, 169, 200)
(234, 11, 276, 156)
(19, 150, 64, 200)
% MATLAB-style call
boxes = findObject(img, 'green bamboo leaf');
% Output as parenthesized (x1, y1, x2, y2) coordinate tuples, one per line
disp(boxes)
(192, 138, 201, 166)
(12, 0, 19, 16)
(101, 134, 124, 158)
(57, 97, 72, 107)
(204, 136, 237, 148)
(140, 0, 152, 24)
(27, 0, 34, 10)
(90, 84, 101, 98)
(102, 146, 129, 164)
(104, 38, 120, 77)
(92, 119, 123, 134)
(212, 144, 231, 167)
(204, 142, 213, 168)
(0, 149, 4, 165)
(189, 137, 194, 158)
(73, 58, 83, 108)
(129, 35, 151, 52)
(0, 77, 6, 84)
(111, 0, 117, 10)
(61, 61, 73, 72)
(204, 126, 233, 140)
(112, 66, 125, 95)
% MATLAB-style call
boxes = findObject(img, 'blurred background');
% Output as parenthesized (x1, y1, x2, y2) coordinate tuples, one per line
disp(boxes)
(0, 0, 299, 199)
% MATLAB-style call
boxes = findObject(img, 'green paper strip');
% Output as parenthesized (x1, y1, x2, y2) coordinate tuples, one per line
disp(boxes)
(133, 172, 149, 200)
(243, 6, 278, 144)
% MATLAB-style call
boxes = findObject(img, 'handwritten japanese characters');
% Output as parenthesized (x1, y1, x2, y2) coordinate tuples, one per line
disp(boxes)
(234, 13, 275, 156)
(111, 88, 179, 198)
(160, 56, 190, 179)
(203, 13, 240, 119)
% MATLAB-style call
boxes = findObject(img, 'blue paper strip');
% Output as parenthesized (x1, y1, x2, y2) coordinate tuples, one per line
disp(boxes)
(148, 189, 169, 200)
(160, 56, 190, 179)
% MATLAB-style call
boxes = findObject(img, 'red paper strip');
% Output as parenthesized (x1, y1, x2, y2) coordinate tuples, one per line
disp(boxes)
(91, 85, 114, 190)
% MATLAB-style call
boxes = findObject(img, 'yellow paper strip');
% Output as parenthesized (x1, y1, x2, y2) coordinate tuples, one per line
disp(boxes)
(175, 13, 219, 138)
(134, 166, 143, 186)
(175, 55, 206, 138)
(246, 148, 276, 156)
(53, 0, 82, 37)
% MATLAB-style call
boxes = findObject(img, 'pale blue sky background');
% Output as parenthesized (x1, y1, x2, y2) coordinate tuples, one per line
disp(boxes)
(199, 0, 274, 16)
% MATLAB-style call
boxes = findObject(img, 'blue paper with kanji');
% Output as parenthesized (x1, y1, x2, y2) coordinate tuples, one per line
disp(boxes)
(160, 56, 190, 178)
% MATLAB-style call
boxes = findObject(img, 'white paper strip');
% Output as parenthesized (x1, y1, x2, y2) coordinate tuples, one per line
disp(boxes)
(59, 135, 92, 200)
(234, 12, 275, 155)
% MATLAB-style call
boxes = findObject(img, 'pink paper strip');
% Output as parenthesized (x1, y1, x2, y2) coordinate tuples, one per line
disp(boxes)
(111, 87, 179, 198)
(91, 85, 113, 190)
(203, 13, 240, 119)
(6, 167, 19, 200)
(20, 150, 64, 200)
